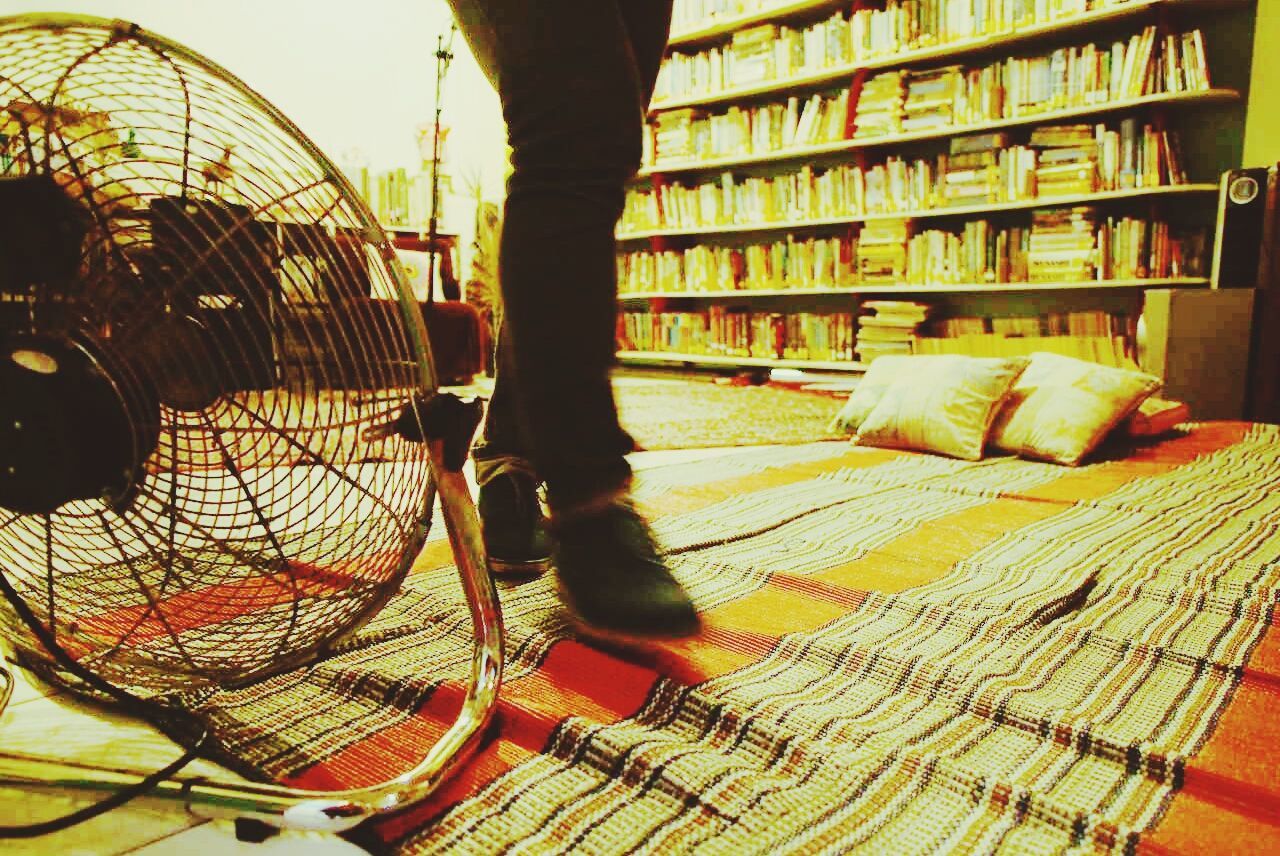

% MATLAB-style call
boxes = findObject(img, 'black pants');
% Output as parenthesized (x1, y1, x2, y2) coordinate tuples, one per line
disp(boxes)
(447, 0, 673, 509)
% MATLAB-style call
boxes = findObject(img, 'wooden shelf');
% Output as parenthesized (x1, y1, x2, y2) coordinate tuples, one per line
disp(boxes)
(618, 183, 1218, 240)
(617, 350, 866, 372)
(668, 0, 848, 48)
(620, 286, 854, 299)
(638, 89, 1238, 178)
(618, 277, 1209, 300)
(652, 0, 1237, 112)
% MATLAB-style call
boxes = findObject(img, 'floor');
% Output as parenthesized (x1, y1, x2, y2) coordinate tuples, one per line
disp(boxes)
(0, 445, 737, 855)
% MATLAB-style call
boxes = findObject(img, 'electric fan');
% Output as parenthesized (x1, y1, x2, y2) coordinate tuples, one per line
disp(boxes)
(0, 13, 502, 833)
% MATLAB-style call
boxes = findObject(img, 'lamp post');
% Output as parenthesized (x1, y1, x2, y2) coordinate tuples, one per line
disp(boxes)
(424, 23, 455, 306)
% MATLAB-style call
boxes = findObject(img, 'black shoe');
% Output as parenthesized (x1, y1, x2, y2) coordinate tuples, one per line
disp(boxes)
(551, 500, 701, 642)
(477, 471, 552, 575)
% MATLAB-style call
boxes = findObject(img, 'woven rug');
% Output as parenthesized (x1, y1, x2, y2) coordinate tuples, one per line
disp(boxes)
(160, 422, 1280, 854)
(189, 377, 849, 469)
(614, 376, 848, 450)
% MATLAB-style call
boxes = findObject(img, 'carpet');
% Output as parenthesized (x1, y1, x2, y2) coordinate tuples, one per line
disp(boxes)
(151, 422, 1280, 854)
(177, 377, 850, 473)
(615, 376, 848, 450)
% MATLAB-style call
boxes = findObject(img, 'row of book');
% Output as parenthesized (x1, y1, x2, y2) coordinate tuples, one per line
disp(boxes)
(618, 309, 857, 361)
(669, 0, 795, 36)
(656, 15, 856, 102)
(655, 10, 1207, 106)
(615, 306, 1140, 366)
(857, 305, 1137, 364)
(909, 122, 1190, 203)
(348, 165, 447, 230)
(915, 310, 1138, 365)
(670, 0, 1129, 49)
(645, 90, 851, 165)
(912, 333, 1135, 365)
(852, 27, 1210, 137)
(933, 309, 1136, 337)
(857, 210, 1205, 284)
(616, 211, 1202, 292)
(628, 120, 1188, 230)
(847, 0, 1111, 59)
(618, 234, 855, 293)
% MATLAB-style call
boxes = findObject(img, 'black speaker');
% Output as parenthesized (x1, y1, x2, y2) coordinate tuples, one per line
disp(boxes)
(1210, 167, 1277, 288)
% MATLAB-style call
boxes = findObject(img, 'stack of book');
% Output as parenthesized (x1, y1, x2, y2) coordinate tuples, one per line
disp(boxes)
(855, 300, 931, 363)
(729, 24, 778, 87)
(1030, 125, 1099, 196)
(1028, 206, 1097, 282)
(651, 108, 705, 162)
(856, 218, 911, 282)
(942, 132, 1008, 205)
(852, 71, 907, 137)
(903, 66, 964, 133)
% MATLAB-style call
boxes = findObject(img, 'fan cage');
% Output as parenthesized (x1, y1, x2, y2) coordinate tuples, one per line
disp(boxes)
(0, 15, 441, 695)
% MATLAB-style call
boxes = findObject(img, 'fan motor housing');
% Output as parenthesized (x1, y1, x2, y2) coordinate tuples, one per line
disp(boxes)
(0, 174, 88, 293)
(0, 333, 159, 514)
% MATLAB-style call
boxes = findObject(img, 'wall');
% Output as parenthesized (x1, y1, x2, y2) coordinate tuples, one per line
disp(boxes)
(5, 0, 510, 271)
(1244, 0, 1280, 167)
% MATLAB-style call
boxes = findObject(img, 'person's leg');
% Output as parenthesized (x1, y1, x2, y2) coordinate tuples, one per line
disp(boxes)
(619, 0, 674, 108)
(472, 324, 551, 574)
(447, 0, 697, 637)
(468, 0, 675, 504)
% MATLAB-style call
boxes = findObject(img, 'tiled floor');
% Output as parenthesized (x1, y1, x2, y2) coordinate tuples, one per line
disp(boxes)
(0, 445, 743, 854)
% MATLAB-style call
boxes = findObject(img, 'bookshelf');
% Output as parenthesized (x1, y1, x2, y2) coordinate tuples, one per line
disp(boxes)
(617, 350, 867, 371)
(655, 0, 1241, 110)
(619, 182, 1218, 238)
(617, 0, 1256, 373)
(636, 89, 1236, 177)
(619, 276, 1209, 300)
(670, 0, 852, 47)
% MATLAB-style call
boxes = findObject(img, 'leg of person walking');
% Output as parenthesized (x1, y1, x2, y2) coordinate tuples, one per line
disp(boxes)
(447, 0, 700, 639)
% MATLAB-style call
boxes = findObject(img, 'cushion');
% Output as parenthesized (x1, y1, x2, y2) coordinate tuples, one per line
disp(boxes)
(855, 355, 1030, 460)
(829, 354, 929, 434)
(1124, 396, 1190, 437)
(990, 352, 1161, 465)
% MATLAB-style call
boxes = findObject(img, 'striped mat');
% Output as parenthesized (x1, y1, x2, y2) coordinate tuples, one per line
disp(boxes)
(615, 376, 847, 450)
(172, 423, 1280, 854)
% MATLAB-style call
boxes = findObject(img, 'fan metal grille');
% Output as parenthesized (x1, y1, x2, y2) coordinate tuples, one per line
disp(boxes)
(0, 16, 437, 693)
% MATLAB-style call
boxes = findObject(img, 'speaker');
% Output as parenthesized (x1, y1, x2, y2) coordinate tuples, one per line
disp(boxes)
(1138, 288, 1255, 420)
(1210, 167, 1277, 288)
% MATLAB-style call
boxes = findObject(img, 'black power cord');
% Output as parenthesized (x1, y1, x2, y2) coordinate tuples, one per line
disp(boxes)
(0, 736, 208, 838)
(0, 569, 213, 839)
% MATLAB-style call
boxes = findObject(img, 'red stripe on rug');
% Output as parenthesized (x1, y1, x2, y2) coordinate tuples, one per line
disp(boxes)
(76, 554, 398, 643)
(1141, 617, 1280, 853)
